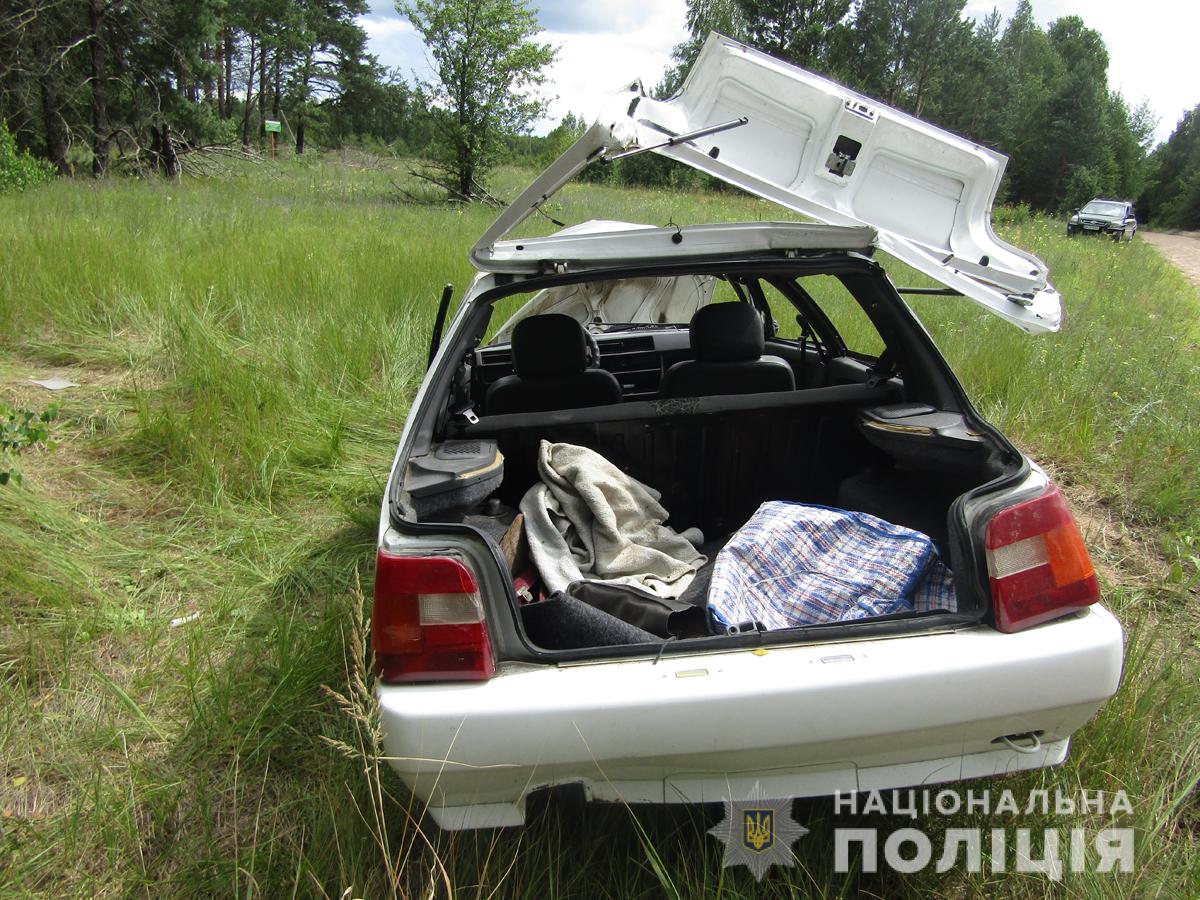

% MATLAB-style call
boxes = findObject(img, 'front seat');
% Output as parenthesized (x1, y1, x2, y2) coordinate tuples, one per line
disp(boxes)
(661, 302, 796, 397)
(485, 314, 623, 415)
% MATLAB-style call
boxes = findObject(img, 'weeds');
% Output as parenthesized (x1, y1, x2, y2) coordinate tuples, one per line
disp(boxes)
(0, 401, 57, 484)
(0, 120, 54, 194)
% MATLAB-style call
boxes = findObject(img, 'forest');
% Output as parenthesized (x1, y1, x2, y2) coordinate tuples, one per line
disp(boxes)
(1, 0, 1198, 227)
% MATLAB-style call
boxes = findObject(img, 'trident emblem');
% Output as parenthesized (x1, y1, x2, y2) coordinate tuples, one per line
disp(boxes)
(710, 783, 808, 880)
(743, 809, 774, 852)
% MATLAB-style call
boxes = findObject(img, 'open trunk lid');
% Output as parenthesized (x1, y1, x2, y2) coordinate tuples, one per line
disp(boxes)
(470, 32, 1061, 334)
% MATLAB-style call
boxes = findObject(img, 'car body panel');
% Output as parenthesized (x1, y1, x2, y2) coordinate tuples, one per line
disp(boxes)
(478, 219, 877, 274)
(485, 220, 877, 341)
(470, 33, 1061, 333)
(490, 269, 717, 345)
(379, 604, 1123, 829)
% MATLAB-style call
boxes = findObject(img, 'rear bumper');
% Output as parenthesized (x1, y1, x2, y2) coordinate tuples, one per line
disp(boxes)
(378, 605, 1124, 829)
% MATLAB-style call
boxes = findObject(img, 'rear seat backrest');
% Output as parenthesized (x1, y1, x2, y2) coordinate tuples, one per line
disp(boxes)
(661, 302, 796, 398)
(485, 314, 623, 415)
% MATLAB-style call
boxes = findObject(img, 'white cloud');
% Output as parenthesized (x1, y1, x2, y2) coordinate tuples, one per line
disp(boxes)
(361, 1, 687, 134)
(539, 3, 688, 128)
(361, 9, 430, 79)
(529, 0, 666, 34)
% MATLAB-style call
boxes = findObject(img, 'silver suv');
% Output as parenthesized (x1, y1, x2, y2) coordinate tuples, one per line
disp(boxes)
(1067, 198, 1137, 240)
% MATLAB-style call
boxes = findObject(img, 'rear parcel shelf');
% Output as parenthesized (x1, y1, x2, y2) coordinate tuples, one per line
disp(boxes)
(450, 382, 904, 436)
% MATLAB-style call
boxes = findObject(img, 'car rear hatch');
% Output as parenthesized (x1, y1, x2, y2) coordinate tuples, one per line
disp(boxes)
(469, 32, 1061, 334)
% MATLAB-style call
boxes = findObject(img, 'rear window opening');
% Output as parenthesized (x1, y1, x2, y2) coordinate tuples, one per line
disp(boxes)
(396, 265, 1020, 657)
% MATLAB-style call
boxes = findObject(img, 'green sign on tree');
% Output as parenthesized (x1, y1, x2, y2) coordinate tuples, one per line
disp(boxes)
(264, 120, 282, 134)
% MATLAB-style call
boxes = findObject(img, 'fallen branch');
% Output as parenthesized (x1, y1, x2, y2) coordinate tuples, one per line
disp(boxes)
(404, 163, 503, 207)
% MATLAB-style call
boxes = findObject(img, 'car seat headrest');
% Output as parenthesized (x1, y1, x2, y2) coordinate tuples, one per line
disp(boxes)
(511, 314, 590, 377)
(690, 303, 765, 362)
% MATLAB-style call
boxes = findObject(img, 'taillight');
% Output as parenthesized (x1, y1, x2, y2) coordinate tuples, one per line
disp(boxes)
(985, 483, 1099, 633)
(371, 551, 495, 683)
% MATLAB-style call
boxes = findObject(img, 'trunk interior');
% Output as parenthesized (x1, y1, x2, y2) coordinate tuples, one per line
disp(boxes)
(484, 404, 968, 548)
(405, 391, 1014, 655)
(397, 261, 1025, 657)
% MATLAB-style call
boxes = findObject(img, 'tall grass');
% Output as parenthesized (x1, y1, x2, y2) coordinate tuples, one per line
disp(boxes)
(909, 220, 1200, 534)
(1, 156, 1197, 896)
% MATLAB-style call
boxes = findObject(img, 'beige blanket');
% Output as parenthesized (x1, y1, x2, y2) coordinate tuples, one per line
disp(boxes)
(520, 440, 705, 598)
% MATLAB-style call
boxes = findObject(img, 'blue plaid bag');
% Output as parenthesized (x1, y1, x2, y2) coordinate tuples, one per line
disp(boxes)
(708, 501, 957, 631)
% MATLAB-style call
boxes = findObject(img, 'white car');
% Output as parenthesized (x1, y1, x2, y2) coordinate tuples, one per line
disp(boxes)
(373, 34, 1123, 830)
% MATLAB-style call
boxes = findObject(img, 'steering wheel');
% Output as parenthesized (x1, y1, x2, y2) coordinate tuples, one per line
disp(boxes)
(583, 329, 602, 368)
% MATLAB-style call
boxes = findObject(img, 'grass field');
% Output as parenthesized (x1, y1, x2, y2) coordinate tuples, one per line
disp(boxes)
(1, 153, 1198, 897)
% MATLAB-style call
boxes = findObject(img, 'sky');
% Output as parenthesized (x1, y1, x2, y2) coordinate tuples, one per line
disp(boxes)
(361, 1, 1199, 146)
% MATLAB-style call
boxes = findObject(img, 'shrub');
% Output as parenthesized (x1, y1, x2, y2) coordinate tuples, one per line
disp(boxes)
(992, 203, 1033, 226)
(0, 120, 55, 193)
(170, 100, 240, 148)
(1, 402, 58, 485)
(1158, 169, 1200, 230)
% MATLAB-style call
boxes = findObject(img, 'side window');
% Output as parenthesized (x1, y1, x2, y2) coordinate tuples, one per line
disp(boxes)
(709, 278, 744, 305)
(764, 275, 885, 359)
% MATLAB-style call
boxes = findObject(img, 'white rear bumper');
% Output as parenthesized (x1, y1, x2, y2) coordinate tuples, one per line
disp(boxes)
(378, 605, 1123, 829)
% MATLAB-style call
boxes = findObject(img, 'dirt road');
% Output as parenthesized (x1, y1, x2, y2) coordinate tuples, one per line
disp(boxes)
(1142, 231, 1200, 290)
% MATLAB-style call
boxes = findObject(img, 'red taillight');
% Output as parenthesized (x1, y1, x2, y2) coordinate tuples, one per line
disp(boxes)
(985, 484, 1099, 632)
(371, 551, 495, 683)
